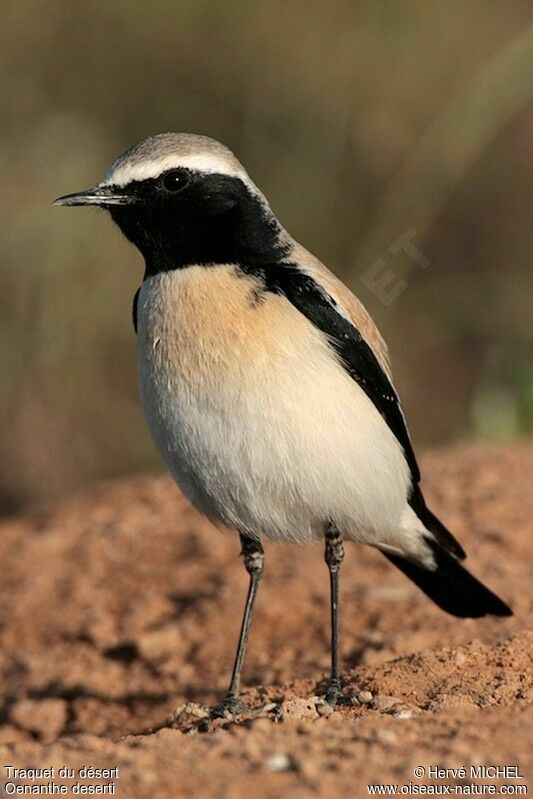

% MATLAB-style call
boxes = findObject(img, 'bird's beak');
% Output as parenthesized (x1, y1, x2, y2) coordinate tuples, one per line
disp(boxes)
(53, 185, 132, 207)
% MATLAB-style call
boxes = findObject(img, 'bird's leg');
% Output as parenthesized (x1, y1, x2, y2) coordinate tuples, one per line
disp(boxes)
(211, 533, 264, 718)
(324, 524, 344, 706)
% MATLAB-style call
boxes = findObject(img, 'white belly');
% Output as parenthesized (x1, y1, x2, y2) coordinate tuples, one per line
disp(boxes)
(137, 266, 411, 544)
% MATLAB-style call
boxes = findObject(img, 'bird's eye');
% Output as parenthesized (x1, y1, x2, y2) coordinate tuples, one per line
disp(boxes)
(161, 170, 188, 193)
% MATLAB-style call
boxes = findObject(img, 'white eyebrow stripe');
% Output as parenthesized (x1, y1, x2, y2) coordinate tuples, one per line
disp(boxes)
(102, 153, 248, 187)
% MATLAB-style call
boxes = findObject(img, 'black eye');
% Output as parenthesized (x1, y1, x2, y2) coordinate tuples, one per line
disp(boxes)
(161, 170, 188, 193)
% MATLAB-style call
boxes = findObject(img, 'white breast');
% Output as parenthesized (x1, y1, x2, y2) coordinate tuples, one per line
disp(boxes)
(136, 266, 411, 545)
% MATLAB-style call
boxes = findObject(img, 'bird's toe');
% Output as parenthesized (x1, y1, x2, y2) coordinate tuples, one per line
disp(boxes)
(210, 695, 251, 719)
(324, 679, 342, 707)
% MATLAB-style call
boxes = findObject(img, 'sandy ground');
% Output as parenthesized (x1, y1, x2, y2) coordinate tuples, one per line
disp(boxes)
(0, 441, 531, 798)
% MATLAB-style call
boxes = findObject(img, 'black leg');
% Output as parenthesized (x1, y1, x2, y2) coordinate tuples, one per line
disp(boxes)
(211, 533, 264, 718)
(324, 525, 344, 706)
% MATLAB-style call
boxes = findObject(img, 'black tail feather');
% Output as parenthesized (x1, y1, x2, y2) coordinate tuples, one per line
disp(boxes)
(409, 485, 466, 560)
(384, 540, 512, 618)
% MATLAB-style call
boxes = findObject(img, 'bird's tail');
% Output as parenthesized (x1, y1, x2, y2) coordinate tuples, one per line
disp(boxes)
(383, 537, 512, 618)
(384, 486, 512, 618)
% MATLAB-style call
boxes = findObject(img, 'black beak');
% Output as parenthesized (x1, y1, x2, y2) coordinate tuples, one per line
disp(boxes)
(53, 185, 132, 207)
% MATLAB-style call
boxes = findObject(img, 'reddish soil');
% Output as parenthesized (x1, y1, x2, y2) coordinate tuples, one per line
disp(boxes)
(0, 442, 531, 798)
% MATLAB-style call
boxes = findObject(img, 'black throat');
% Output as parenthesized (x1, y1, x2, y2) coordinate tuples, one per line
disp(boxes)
(108, 172, 289, 278)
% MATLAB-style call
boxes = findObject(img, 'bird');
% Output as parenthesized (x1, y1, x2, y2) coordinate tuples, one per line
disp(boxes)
(55, 132, 512, 716)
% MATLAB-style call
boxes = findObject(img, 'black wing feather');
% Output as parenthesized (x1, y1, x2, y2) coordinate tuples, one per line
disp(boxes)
(132, 287, 140, 334)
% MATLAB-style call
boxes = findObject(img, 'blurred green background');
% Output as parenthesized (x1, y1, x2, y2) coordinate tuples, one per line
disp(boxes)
(2, 0, 532, 513)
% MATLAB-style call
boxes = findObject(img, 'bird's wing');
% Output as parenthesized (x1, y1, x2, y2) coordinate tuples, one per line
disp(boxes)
(256, 252, 465, 560)
(290, 242, 392, 376)
(257, 257, 420, 485)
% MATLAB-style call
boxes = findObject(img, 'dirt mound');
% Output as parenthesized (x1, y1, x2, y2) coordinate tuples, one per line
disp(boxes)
(0, 442, 531, 797)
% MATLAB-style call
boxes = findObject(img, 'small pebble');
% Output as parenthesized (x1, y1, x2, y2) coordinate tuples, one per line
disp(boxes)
(266, 753, 292, 772)
(394, 710, 414, 719)
(357, 690, 374, 704)
(372, 694, 401, 712)
(316, 701, 334, 717)
(276, 698, 319, 722)
(177, 702, 209, 719)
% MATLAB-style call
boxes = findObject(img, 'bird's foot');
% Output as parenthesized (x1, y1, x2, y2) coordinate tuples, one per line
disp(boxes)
(324, 678, 342, 707)
(210, 694, 251, 719)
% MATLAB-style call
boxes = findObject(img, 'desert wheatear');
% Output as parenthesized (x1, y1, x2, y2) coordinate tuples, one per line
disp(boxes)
(55, 133, 511, 715)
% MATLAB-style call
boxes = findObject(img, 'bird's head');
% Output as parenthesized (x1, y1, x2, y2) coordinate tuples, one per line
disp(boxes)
(54, 133, 288, 275)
